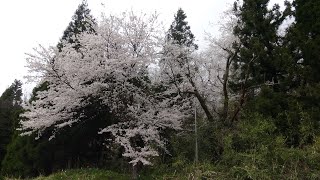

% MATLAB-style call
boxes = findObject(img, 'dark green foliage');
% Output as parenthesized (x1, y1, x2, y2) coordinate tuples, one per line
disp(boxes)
(0, 80, 22, 108)
(245, 86, 288, 118)
(1, 95, 115, 178)
(284, 0, 320, 101)
(57, 0, 96, 51)
(243, 85, 319, 148)
(0, 80, 23, 172)
(167, 120, 223, 170)
(229, 0, 320, 147)
(1, 133, 50, 177)
(1, 82, 52, 178)
(273, 0, 320, 148)
(291, 0, 320, 83)
(219, 113, 320, 179)
(231, 0, 289, 92)
(167, 8, 197, 49)
(28, 81, 49, 103)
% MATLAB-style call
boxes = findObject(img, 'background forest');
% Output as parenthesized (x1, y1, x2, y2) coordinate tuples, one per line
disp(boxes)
(0, 0, 320, 179)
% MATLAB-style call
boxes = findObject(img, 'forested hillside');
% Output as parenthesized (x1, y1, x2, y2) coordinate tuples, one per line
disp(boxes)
(1, 0, 320, 179)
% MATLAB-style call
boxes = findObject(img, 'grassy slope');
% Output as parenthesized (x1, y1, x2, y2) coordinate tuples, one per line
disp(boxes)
(4, 169, 129, 180)
(4, 164, 226, 180)
(34, 169, 129, 180)
(4, 168, 219, 180)
(30, 169, 183, 180)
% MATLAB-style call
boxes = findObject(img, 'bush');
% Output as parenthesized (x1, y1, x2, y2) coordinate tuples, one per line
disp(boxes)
(169, 119, 224, 166)
(219, 113, 320, 179)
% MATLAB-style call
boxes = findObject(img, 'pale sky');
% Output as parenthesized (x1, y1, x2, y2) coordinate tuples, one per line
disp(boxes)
(0, 0, 284, 96)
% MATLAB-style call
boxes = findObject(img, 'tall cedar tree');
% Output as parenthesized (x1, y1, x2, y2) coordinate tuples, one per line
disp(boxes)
(57, 0, 96, 51)
(163, 8, 198, 87)
(232, 0, 289, 89)
(162, 8, 198, 113)
(167, 8, 198, 49)
(230, 0, 289, 121)
(288, 0, 320, 84)
(158, 8, 203, 164)
(0, 80, 23, 170)
(163, 9, 214, 123)
(280, 0, 320, 146)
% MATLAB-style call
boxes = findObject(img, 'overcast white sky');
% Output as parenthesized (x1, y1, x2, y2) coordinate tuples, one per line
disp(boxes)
(0, 0, 284, 96)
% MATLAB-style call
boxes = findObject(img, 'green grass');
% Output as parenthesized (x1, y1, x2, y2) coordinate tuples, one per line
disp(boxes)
(4, 169, 130, 180)
(3, 165, 219, 180)
(31, 168, 180, 180)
